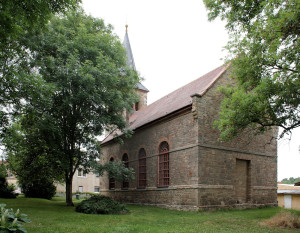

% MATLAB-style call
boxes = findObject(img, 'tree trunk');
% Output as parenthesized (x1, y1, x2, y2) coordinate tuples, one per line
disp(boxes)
(66, 177, 74, 206)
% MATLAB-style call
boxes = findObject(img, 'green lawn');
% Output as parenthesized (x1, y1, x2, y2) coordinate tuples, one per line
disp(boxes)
(1, 197, 300, 233)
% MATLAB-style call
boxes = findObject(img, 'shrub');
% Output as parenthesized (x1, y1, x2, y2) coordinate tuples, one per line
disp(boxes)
(0, 203, 31, 233)
(20, 179, 56, 200)
(261, 211, 300, 229)
(0, 165, 17, 199)
(75, 195, 129, 215)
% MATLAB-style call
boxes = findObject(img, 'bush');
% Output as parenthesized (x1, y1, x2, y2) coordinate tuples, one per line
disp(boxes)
(0, 165, 17, 199)
(0, 203, 31, 232)
(20, 179, 56, 200)
(75, 195, 129, 215)
(261, 211, 300, 229)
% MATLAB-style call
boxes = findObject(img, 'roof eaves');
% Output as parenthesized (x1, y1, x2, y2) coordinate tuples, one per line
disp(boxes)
(190, 93, 202, 98)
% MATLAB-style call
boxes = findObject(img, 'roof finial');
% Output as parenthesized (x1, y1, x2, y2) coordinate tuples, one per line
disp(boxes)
(125, 24, 128, 32)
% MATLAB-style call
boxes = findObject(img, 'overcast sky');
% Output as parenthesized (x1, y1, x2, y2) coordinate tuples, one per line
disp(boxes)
(81, 0, 300, 181)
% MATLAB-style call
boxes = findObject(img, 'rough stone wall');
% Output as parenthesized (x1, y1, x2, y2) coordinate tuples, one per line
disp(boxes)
(135, 89, 148, 110)
(194, 69, 278, 209)
(100, 110, 199, 209)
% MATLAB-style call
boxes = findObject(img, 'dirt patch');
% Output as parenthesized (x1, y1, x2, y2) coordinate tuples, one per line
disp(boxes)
(260, 211, 300, 229)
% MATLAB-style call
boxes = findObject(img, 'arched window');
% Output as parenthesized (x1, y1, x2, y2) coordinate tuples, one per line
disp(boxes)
(122, 153, 129, 189)
(109, 157, 115, 190)
(135, 102, 139, 111)
(138, 148, 147, 188)
(158, 141, 169, 187)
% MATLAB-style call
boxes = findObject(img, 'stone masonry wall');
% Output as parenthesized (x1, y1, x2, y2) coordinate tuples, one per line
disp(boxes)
(195, 68, 278, 209)
(100, 110, 200, 209)
(135, 89, 148, 110)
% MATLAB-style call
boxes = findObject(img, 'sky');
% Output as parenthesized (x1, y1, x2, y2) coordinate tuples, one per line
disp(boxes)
(80, 0, 300, 181)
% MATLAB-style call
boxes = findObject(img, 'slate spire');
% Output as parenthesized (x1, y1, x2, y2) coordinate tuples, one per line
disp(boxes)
(123, 25, 136, 71)
(123, 25, 149, 92)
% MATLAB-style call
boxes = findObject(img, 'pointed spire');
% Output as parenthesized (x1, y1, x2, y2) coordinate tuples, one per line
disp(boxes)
(123, 25, 149, 92)
(123, 25, 136, 71)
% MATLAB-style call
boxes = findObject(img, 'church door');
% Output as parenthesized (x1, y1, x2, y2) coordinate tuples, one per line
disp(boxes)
(235, 159, 250, 203)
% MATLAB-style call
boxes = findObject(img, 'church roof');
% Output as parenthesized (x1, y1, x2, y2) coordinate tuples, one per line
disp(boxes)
(101, 65, 228, 145)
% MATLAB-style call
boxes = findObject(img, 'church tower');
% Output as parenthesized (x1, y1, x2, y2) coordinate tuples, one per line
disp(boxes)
(123, 25, 149, 111)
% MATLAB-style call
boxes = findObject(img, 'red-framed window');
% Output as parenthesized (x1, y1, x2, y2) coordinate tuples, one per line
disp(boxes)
(158, 141, 169, 187)
(109, 157, 115, 190)
(122, 153, 129, 189)
(138, 148, 147, 188)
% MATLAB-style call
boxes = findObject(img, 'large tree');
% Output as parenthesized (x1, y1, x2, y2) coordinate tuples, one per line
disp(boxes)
(6, 9, 139, 206)
(0, 0, 79, 134)
(203, 0, 299, 141)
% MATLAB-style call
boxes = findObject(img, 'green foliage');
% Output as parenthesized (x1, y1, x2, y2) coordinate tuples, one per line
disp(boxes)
(4, 8, 139, 206)
(0, 164, 6, 178)
(20, 179, 56, 200)
(94, 160, 135, 182)
(281, 177, 300, 184)
(75, 195, 129, 215)
(0, 165, 17, 199)
(204, 0, 300, 140)
(0, 0, 79, 133)
(0, 204, 30, 233)
(4, 121, 63, 200)
(0, 0, 78, 41)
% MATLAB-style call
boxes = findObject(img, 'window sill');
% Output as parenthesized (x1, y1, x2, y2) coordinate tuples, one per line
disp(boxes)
(157, 186, 169, 189)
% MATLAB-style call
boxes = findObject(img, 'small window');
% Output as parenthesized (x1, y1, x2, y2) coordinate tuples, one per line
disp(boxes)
(158, 141, 169, 187)
(109, 157, 115, 190)
(138, 148, 147, 188)
(94, 186, 100, 193)
(122, 153, 129, 190)
(78, 186, 83, 192)
(95, 172, 100, 177)
(135, 102, 139, 111)
(77, 169, 86, 177)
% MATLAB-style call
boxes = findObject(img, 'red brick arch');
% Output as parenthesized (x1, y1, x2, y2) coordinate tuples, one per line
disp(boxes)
(156, 137, 171, 153)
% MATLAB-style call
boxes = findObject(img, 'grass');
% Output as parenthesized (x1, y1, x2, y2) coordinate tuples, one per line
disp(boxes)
(1, 197, 300, 233)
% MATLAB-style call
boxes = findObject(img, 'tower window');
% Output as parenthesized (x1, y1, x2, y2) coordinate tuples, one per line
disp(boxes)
(109, 157, 115, 190)
(135, 102, 139, 111)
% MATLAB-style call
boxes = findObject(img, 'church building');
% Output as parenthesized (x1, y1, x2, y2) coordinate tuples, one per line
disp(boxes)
(99, 27, 278, 210)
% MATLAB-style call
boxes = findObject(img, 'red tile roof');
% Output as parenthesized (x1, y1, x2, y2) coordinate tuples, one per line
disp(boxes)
(102, 65, 227, 144)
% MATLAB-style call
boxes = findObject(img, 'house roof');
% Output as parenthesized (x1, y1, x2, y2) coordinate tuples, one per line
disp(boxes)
(278, 190, 300, 195)
(101, 65, 228, 145)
